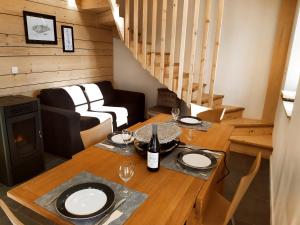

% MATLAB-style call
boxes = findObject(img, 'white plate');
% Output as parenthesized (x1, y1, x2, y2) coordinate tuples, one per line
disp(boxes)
(65, 188, 107, 216)
(180, 117, 201, 124)
(111, 134, 134, 144)
(182, 153, 211, 168)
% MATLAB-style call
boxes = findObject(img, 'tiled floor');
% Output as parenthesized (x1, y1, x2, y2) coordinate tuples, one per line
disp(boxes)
(0, 152, 270, 225)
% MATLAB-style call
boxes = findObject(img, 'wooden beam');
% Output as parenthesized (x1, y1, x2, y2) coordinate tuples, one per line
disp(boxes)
(159, 0, 168, 83)
(262, 0, 298, 122)
(186, 0, 201, 104)
(168, 0, 178, 91)
(125, 0, 130, 47)
(177, 0, 189, 98)
(208, 0, 224, 107)
(134, 0, 139, 58)
(197, 0, 212, 105)
(151, 0, 158, 75)
(142, 0, 148, 67)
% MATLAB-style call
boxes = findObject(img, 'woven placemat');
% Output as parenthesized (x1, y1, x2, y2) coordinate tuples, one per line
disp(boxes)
(161, 146, 221, 180)
(35, 171, 148, 225)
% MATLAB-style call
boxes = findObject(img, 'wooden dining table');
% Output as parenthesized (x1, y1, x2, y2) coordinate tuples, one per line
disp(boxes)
(7, 114, 233, 225)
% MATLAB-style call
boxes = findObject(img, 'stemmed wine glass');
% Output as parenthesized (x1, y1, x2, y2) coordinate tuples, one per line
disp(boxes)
(122, 129, 132, 154)
(119, 161, 135, 197)
(171, 107, 180, 121)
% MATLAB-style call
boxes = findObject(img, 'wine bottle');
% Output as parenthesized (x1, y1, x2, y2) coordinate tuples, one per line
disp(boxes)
(147, 124, 160, 172)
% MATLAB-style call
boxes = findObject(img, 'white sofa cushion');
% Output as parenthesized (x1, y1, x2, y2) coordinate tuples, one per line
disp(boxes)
(62, 86, 88, 112)
(82, 83, 128, 127)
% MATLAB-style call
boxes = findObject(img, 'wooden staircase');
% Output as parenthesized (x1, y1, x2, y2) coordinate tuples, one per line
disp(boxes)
(222, 118, 273, 159)
(81, 0, 273, 159)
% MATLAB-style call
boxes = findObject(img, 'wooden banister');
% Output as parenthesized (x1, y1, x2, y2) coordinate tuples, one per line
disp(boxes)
(186, 0, 201, 104)
(125, 0, 130, 47)
(150, 0, 158, 75)
(134, 0, 139, 58)
(208, 0, 225, 107)
(197, 0, 212, 105)
(159, 0, 168, 83)
(168, 0, 178, 91)
(177, 0, 189, 98)
(142, 0, 148, 68)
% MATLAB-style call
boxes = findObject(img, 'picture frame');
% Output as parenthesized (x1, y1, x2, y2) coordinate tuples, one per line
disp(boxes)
(23, 11, 57, 44)
(61, 26, 75, 52)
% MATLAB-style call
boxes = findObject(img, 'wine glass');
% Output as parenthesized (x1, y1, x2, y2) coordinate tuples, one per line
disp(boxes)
(119, 161, 135, 196)
(122, 129, 132, 154)
(171, 107, 180, 121)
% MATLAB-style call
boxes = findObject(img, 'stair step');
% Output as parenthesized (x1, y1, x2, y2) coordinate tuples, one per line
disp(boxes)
(222, 118, 274, 128)
(190, 93, 224, 106)
(230, 135, 273, 159)
(216, 105, 245, 120)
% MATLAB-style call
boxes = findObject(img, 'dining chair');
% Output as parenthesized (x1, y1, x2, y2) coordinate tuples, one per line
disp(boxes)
(0, 199, 24, 225)
(80, 119, 112, 149)
(189, 152, 261, 225)
(196, 107, 226, 123)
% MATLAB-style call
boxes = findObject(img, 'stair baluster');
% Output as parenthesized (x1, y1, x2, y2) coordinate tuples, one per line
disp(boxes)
(150, 0, 158, 75)
(208, 0, 225, 107)
(177, 0, 189, 99)
(142, 0, 148, 68)
(125, 0, 130, 47)
(167, 0, 178, 91)
(186, 0, 201, 105)
(159, 0, 168, 83)
(196, 0, 212, 105)
(134, 0, 139, 58)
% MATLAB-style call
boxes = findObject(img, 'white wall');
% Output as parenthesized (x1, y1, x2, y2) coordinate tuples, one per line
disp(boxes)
(271, 82, 300, 225)
(113, 38, 165, 111)
(114, 0, 281, 119)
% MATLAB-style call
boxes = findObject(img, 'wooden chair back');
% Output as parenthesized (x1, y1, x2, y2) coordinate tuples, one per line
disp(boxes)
(0, 199, 24, 225)
(223, 152, 262, 225)
(197, 107, 226, 123)
(80, 119, 112, 149)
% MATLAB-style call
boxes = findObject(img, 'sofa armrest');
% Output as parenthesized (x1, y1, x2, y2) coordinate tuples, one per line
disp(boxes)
(41, 105, 84, 158)
(113, 89, 145, 105)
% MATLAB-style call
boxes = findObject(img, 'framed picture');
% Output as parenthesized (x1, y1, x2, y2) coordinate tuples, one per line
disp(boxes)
(23, 11, 57, 44)
(61, 26, 74, 52)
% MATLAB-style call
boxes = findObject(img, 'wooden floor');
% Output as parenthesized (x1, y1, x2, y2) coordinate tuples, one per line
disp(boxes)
(0, 152, 269, 225)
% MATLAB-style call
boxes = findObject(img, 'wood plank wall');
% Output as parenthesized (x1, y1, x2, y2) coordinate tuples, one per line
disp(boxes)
(0, 0, 113, 97)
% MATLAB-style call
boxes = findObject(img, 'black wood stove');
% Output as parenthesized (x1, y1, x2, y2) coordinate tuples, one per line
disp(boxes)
(0, 95, 44, 186)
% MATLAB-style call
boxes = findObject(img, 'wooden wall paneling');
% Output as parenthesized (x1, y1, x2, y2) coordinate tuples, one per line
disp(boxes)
(0, 0, 113, 97)
(196, 0, 212, 105)
(208, 0, 224, 107)
(159, 0, 168, 83)
(142, 0, 148, 67)
(0, 14, 112, 43)
(0, 0, 98, 27)
(168, 0, 178, 91)
(262, 0, 298, 122)
(150, 0, 158, 75)
(186, 0, 201, 104)
(177, 0, 189, 98)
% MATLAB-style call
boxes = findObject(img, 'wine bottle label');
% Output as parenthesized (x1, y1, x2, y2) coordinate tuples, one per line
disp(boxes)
(147, 152, 159, 169)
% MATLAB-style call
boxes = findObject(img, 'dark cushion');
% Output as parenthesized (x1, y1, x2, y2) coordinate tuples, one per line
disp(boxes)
(95, 81, 114, 105)
(39, 88, 75, 111)
(157, 88, 180, 108)
(80, 116, 100, 131)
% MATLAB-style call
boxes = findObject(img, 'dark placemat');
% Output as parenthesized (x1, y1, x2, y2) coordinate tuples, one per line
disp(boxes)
(35, 172, 148, 225)
(161, 146, 221, 180)
(95, 140, 135, 156)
